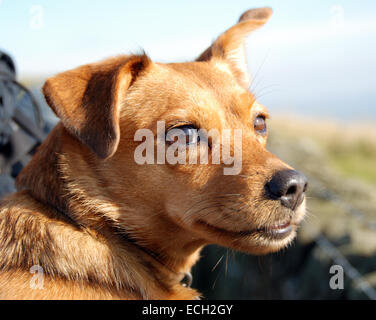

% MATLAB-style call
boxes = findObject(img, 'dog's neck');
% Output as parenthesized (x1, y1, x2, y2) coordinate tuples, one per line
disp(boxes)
(16, 124, 205, 299)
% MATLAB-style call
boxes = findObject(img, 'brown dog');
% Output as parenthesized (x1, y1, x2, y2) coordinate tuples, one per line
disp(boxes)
(0, 7, 307, 299)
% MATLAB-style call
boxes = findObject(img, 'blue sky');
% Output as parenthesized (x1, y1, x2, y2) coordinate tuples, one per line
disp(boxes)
(1, 0, 376, 121)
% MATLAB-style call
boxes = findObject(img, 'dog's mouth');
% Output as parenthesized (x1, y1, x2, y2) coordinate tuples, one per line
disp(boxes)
(260, 221, 293, 240)
(196, 219, 295, 241)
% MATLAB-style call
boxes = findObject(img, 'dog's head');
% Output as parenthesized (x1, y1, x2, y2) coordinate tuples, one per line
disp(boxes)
(42, 7, 307, 255)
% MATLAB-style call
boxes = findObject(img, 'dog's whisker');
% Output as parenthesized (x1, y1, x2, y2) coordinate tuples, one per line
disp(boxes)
(183, 194, 245, 216)
(253, 83, 281, 97)
(184, 198, 240, 214)
(248, 51, 270, 93)
(225, 249, 229, 277)
(254, 89, 280, 101)
(211, 254, 224, 272)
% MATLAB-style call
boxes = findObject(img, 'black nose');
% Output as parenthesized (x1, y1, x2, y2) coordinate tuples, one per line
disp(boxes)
(266, 170, 308, 210)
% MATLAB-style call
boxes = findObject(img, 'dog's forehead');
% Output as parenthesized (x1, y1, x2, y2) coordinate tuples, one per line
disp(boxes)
(154, 61, 257, 115)
(122, 60, 263, 131)
(164, 60, 243, 94)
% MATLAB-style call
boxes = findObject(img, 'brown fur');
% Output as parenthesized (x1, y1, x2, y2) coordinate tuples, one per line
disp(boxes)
(0, 7, 306, 299)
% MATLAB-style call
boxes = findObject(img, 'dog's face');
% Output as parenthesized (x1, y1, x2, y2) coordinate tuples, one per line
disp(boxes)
(43, 8, 307, 255)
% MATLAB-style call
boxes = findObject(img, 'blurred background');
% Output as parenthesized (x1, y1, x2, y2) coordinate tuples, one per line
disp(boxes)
(1, 0, 375, 299)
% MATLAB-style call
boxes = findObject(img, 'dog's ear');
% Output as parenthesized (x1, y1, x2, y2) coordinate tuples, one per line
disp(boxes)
(43, 55, 150, 159)
(197, 7, 272, 88)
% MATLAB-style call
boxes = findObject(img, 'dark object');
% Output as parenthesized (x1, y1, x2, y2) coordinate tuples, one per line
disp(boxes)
(266, 170, 308, 210)
(0, 50, 46, 198)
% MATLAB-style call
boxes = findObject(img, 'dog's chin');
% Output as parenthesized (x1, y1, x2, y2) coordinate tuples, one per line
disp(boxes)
(193, 200, 306, 255)
(233, 227, 298, 255)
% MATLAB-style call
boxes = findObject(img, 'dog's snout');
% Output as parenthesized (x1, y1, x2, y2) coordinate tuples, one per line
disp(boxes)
(266, 170, 308, 210)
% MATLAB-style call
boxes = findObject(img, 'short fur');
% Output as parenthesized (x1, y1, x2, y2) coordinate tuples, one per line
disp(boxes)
(0, 7, 306, 299)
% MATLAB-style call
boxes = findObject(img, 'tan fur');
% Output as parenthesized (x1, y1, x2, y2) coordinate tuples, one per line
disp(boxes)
(0, 7, 306, 299)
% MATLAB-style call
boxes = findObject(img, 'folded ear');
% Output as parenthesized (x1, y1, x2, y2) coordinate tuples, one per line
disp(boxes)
(197, 7, 272, 89)
(43, 55, 150, 159)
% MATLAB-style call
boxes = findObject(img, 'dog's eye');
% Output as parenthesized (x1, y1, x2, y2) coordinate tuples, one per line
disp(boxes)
(254, 115, 267, 135)
(166, 125, 200, 145)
